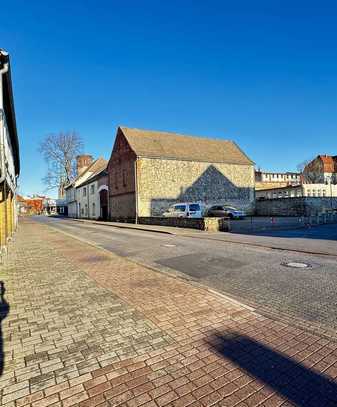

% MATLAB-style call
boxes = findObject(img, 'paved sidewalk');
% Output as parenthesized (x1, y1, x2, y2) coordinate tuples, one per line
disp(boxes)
(1, 219, 337, 406)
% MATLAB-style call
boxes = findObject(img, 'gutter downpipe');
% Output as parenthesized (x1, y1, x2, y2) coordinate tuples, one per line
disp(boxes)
(134, 159, 138, 224)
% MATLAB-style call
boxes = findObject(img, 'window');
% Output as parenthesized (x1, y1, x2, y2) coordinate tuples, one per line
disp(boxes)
(312, 190, 316, 197)
(90, 185, 95, 195)
(323, 190, 326, 197)
(83, 187, 87, 197)
(307, 190, 311, 196)
(317, 190, 321, 197)
(122, 169, 127, 187)
(92, 203, 95, 216)
(85, 204, 88, 216)
(174, 205, 186, 212)
(189, 204, 200, 211)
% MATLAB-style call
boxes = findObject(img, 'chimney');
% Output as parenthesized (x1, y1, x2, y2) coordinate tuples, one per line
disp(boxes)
(76, 155, 93, 176)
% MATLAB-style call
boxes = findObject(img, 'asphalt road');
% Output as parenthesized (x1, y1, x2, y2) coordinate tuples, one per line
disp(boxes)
(34, 216, 337, 334)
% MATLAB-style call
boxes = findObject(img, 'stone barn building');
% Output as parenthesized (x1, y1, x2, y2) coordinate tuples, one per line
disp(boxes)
(107, 127, 255, 219)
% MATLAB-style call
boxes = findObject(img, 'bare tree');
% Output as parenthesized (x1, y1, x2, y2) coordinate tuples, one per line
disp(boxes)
(39, 131, 83, 195)
(297, 157, 322, 183)
(296, 159, 311, 174)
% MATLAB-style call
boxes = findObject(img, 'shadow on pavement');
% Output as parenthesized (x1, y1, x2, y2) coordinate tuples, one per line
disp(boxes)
(0, 281, 9, 376)
(231, 222, 337, 241)
(206, 331, 337, 407)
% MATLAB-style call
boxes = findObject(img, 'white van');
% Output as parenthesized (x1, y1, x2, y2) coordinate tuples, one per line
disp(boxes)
(163, 202, 205, 218)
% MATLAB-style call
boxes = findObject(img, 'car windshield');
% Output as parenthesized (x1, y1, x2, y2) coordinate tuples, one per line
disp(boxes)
(189, 204, 200, 211)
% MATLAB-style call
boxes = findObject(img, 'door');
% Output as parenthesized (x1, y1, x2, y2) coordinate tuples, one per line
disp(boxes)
(99, 189, 108, 220)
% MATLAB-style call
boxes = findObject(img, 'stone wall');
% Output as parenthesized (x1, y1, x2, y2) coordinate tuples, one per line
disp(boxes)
(256, 197, 337, 217)
(138, 216, 229, 231)
(137, 158, 255, 217)
(110, 192, 136, 219)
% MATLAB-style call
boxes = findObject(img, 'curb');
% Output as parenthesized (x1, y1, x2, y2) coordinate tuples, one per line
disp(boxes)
(70, 218, 175, 235)
(67, 217, 337, 258)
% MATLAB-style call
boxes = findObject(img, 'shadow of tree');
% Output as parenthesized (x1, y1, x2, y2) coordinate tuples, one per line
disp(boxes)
(0, 281, 9, 376)
(206, 331, 337, 407)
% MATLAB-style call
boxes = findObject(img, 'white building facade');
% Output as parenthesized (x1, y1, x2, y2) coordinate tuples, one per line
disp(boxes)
(65, 157, 107, 219)
(256, 183, 337, 200)
(255, 170, 301, 185)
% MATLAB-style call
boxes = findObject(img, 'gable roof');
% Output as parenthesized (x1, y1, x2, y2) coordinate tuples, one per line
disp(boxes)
(77, 160, 108, 187)
(118, 127, 254, 165)
(64, 157, 107, 189)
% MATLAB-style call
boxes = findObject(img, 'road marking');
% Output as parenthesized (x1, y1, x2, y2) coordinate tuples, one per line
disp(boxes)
(282, 262, 311, 269)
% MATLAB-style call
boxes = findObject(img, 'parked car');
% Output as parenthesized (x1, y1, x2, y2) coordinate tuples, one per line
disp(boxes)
(206, 205, 246, 219)
(163, 202, 205, 218)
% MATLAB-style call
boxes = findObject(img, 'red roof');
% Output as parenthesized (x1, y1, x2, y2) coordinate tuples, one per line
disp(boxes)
(319, 155, 337, 172)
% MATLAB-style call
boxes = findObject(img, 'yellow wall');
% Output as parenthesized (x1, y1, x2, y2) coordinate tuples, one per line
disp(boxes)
(0, 183, 16, 250)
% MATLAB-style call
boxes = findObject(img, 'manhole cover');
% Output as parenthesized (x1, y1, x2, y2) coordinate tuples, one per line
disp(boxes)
(282, 262, 311, 269)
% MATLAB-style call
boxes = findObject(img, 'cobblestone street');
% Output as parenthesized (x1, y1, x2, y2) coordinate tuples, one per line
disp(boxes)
(1, 219, 337, 407)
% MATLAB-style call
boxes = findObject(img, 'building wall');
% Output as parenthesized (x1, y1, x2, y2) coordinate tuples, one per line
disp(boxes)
(77, 180, 101, 219)
(136, 158, 255, 217)
(110, 192, 136, 219)
(303, 156, 337, 183)
(257, 183, 337, 200)
(67, 201, 77, 218)
(256, 172, 300, 183)
(107, 131, 136, 219)
(0, 77, 18, 251)
(0, 183, 16, 251)
(256, 197, 337, 217)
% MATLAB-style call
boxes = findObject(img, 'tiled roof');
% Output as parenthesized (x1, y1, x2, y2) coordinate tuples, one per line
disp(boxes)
(319, 155, 337, 173)
(65, 157, 107, 189)
(119, 127, 254, 165)
(77, 164, 108, 187)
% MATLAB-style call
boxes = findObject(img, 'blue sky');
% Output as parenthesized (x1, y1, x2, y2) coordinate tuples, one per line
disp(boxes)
(2, 0, 337, 197)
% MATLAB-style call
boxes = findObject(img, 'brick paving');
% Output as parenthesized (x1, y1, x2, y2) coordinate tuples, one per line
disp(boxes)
(1, 219, 337, 406)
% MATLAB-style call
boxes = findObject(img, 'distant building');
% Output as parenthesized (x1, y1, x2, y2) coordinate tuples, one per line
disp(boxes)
(303, 155, 337, 184)
(256, 183, 337, 200)
(56, 199, 68, 216)
(0, 50, 20, 251)
(43, 198, 56, 215)
(17, 196, 44, 215)
(107, 127, 255, 219)
(65, 156, 107, 218)
(75, 163, 108, 220)
(255, 170, 300, 190)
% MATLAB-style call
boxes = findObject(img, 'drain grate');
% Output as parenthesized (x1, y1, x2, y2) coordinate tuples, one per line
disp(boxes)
(282, 262, 311, 269)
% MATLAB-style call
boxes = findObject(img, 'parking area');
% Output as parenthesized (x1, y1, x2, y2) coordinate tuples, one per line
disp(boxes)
(228, 216, 336, 234)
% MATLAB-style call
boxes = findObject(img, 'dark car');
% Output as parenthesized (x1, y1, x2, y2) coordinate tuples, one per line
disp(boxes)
(206, 205, 246, 219)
